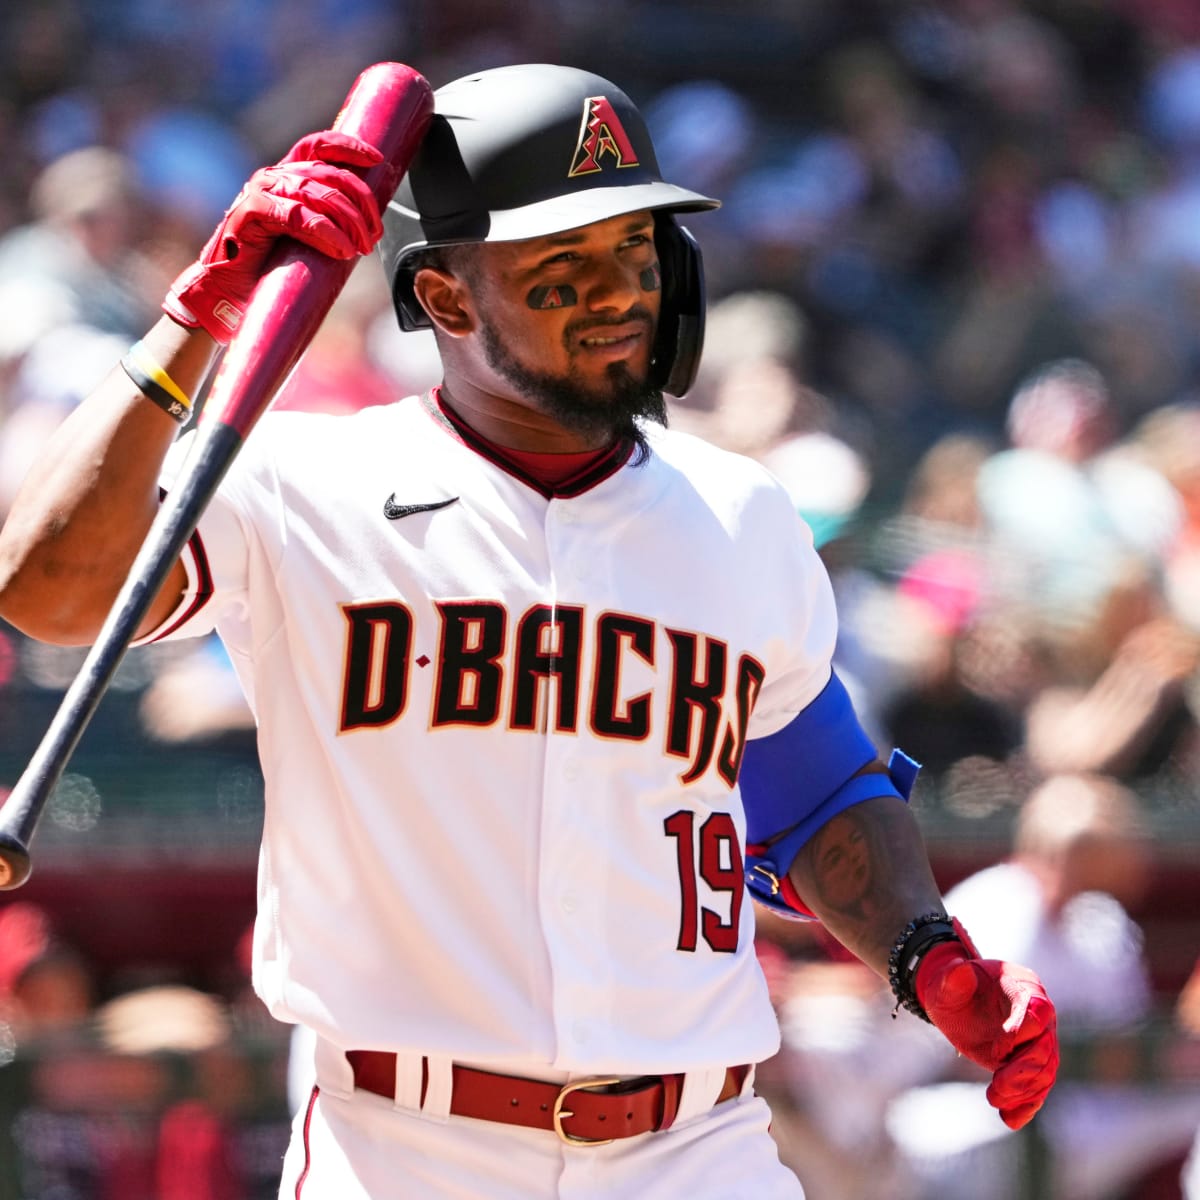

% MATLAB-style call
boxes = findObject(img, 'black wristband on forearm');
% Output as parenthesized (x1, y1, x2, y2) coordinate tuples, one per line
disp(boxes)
(120, 340, 192, 425)
(887, 911, 961, 1022)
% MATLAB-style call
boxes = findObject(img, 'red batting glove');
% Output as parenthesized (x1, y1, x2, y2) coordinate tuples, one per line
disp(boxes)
(163, 131, 385, 343)
(915, 921, 1059, 1130)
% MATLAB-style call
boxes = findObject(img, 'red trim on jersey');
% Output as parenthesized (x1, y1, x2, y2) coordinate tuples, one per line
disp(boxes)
(294, 1086, 319, 1198)
(146, 492, 215, 642)
(421, 388, 633, 498)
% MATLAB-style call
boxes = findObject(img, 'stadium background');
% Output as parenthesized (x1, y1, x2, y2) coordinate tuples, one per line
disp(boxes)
(1, 0, 1200, 1196)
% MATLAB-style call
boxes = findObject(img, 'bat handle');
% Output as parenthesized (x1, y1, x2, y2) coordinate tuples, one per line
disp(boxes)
(0, 623, 138, 891)
(0, 832, 31, 891)
(0, 424, 245, 891)
(0, 745, 53, 886)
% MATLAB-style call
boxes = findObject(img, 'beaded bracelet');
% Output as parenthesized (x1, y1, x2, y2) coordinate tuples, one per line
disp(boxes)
(120, 340, 192, 425)
(887, 911, 961, 1022)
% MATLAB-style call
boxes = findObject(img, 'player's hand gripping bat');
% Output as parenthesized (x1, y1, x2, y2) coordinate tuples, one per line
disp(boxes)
(0, 62, 434, 889)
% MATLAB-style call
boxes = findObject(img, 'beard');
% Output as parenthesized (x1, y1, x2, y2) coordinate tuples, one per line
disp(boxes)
(478, 313, 666, 458)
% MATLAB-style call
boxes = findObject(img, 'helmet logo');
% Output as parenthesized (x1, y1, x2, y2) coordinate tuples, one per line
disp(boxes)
(568, 96, 641, 177)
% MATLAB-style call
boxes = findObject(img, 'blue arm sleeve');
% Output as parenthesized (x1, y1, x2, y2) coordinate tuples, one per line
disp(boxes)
(741, 672, 920, 920)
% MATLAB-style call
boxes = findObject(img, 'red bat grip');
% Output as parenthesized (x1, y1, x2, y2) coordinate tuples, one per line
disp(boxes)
(205, 62, 434, 436)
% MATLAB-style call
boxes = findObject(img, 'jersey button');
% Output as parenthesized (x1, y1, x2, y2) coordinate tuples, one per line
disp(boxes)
(560, 894, 578, 914)
(563, 761, 579, 782)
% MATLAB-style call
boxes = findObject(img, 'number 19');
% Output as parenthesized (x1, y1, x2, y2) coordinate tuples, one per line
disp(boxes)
(664, 810, 743, 953)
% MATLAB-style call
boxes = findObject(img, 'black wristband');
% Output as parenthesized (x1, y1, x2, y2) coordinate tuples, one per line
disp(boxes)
(120, 343, 192, 425)
(887, 911, 961, 1023)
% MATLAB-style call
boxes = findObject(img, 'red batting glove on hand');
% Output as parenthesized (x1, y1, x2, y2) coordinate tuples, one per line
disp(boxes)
(915, 921, 1059, 1130)
(163, 131, 385, 343)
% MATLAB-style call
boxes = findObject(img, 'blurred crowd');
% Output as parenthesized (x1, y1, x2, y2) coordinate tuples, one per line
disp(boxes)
(0, 901, 288, 1199)
(3, 0, 1200, 1197)
(753, 771, 1200, 1200)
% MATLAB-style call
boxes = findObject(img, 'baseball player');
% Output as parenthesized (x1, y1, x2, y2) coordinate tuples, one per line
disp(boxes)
(0, 64, 1058, 1198)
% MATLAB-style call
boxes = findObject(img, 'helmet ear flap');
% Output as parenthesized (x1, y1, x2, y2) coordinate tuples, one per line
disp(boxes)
(391, 248, 434, 331)
(651, 217, 706, 398)
(392, 263, 432, 332)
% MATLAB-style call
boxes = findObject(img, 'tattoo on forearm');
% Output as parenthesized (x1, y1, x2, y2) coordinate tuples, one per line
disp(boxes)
(804, 808, 878, 922)
(795, 799, 941, 970)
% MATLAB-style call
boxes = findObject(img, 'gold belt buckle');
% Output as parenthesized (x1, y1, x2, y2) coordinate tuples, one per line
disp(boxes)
(552, 1076, 622, 1146)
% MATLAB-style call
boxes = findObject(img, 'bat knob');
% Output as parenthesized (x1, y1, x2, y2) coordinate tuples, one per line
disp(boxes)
(0, 834, 32, 890)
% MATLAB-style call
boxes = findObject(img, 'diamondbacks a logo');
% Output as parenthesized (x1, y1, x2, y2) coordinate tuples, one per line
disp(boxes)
(568, 96, 641, 178)
(527, 285, 578, 310)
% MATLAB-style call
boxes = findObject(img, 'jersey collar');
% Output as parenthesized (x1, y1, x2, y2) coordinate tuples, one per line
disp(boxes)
(421, 388, 635, 500)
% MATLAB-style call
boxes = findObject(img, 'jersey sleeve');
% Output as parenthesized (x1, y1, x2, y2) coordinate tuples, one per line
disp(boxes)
(744, 483, 841, 737)
(131, 426, 261, 646)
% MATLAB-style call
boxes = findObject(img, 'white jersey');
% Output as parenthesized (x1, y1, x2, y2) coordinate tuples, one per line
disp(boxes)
(148, 391, 838, 1074)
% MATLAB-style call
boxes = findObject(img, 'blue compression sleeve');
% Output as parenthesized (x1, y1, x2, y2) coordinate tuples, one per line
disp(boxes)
(741, 672, 919, 919)
(741, 671, 877, 845)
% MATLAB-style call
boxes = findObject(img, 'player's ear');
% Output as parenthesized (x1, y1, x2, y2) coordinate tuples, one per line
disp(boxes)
(413, 267, 474, 338)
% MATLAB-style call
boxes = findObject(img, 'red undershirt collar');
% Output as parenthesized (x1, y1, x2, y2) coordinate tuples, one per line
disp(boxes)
(426, 388, 633, 498)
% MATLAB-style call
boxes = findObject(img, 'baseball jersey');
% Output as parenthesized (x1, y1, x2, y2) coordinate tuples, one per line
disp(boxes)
(146, 391, 839, 1074)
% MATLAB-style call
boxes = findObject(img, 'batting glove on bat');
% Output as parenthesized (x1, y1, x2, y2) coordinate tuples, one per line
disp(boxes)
(163, 131, 385, 343)
(914, 920, 1059, 1130)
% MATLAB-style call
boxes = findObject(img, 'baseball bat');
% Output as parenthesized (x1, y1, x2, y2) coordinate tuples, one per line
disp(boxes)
(0, 62, 434, 889)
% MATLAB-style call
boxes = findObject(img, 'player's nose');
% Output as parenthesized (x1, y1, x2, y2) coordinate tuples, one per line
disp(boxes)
(581, 255, 643, 313)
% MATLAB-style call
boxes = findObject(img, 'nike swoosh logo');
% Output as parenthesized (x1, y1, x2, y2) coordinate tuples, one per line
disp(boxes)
(383, 494, 460, 520)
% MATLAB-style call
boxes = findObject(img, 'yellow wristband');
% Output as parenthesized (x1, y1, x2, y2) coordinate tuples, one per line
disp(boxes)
(120, 340, 192, 424)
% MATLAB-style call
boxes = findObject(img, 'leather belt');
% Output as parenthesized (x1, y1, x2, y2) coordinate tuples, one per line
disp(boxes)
(345, 1051, 749, 1146)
